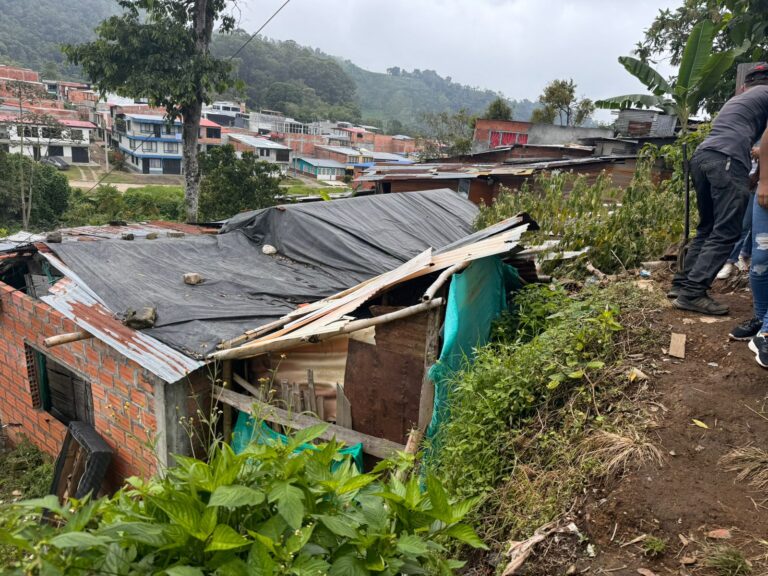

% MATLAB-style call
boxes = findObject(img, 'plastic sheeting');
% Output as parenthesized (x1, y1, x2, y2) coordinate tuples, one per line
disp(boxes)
(426, 256, 522, 442)
(47, 190, 478, 359)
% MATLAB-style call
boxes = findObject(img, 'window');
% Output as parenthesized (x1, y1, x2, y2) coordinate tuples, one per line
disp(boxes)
(25, 345, 93, 425)
(69, 129, 83, 141)
(17, 125, 39, 138)
(142, 141, 157, 153)
(149, 158, 162, 169)
(206, 127, 220, 139)
(140, 123, 153, 134)
(126, 120, 131, 132)
(41, 126, 63, 139)
(259, 148, 270, 157)
(164, 142, 179, 153)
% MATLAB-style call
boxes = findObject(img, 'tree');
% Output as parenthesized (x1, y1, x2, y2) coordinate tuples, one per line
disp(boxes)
(531, 79, 594, 126)
(64, 0, 236, 223)
(198, 145, 280, 221)
(485, 97, 513, 120)
(0, 151, 71, 230)
(596, 20, 744, 134)
(635, 0, 768, 112)
(416, 109, 476, 160)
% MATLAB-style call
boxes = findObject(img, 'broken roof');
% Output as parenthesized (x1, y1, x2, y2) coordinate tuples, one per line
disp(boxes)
(43, 190, 478, 362)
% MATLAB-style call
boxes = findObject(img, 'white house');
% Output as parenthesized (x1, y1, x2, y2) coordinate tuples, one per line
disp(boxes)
(0, 114, 94, 163)
(224, 133, 291, 174)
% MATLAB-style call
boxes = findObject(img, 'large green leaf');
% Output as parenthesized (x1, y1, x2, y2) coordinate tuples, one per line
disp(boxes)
(443, 524, 488, 550)
(677, 20, 716, 94)
(315, 514, 359, 539)
(396, 534, 429, 556)
(205, 524, 250, 552)
(49, 532, 112, 549)
(595, 94, 668, 111)
(268, 481, 305, 529)
(208, 485, 266, 509)
(618, 56, 672, 96)
(328, 554, 370, 576)
(689, 50, 739, 111)
(165, 567, 205, 576)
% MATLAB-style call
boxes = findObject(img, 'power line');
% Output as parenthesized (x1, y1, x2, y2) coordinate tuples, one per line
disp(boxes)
(228, 0, 292, 61)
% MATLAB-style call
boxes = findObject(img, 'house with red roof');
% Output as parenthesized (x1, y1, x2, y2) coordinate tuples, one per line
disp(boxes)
(0, 114, 96, 163)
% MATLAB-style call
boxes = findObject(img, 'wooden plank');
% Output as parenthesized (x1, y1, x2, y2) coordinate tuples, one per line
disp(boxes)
(233, 373, 261, 399)
(222, 361, 233, 442)
(307, 370, 317, 413)
(335, 383, 351, 428)
(418, 306, 442, 432)
(669, 333, 686, 359)
(214, 386, 405, 459)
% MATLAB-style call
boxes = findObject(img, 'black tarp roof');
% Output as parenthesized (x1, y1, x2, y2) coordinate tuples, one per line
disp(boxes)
(48, 189, 478, 358)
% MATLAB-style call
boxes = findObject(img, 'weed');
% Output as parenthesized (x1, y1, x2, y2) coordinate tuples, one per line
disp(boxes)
(582, 427, 663, 478)
(720, 446, 768, 490)
(706, 547, 752, 576)
(642, 536, 667, 557)
(0, 438, 53, 502)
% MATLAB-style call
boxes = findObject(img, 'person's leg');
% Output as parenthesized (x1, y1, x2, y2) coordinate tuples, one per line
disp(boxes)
(678, 157, 750, 298)
(740, 192, 755, 261)
(751, 192, 768, 328)
(672, 153, 715, 289)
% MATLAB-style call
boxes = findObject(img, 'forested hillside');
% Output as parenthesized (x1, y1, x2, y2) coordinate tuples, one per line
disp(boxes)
(0, 0, 534, 129)
(0, 0, 118, 78)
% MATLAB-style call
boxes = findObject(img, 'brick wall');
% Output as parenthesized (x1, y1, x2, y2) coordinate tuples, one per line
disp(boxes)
(0, 281, 164, 489)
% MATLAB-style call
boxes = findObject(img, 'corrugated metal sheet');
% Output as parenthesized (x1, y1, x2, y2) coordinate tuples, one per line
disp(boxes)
(41, 277, 203, 383)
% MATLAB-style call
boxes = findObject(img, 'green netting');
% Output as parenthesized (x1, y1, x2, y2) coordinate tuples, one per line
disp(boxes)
(231, 410, 364, 472)
(426, 256, 522, 442)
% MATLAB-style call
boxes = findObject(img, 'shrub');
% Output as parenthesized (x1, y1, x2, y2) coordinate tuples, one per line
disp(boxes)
(475, 159, 686, 275)
(0, 424, 485, 574)
(63, 185, 184, 226)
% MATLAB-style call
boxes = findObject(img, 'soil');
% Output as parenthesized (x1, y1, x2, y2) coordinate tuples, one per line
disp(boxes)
(520, 272, 768, 576)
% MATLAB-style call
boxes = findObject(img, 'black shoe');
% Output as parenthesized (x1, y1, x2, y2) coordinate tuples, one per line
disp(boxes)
(729, 317, 762, 341)
(673, 295, 729, 315)
(748, 334, 768, 368)
(667, 286, 680, 299)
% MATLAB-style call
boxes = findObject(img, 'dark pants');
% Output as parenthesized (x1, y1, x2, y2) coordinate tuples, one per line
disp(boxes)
(673, 149, 750, 297)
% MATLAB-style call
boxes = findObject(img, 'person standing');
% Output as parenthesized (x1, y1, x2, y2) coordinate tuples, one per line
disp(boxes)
(670, 64, 768, 315)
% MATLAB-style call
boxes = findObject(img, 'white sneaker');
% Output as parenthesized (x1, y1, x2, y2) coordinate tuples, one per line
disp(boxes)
(737, 256, 750, 272)
(717, 262, 735, 280)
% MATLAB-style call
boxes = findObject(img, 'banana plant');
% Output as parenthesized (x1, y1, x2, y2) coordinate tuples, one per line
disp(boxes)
(596, 20, 746, 134)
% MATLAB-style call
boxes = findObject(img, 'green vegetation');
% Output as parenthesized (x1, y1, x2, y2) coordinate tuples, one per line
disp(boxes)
(429, 281, 663, 545)
(705, 547, 752, 576)
(0, 152, 72, 231)
(0, 438, 53, 566)
(282, 185, 345, 197)
(531, 78, 595, 126)
(64, 184, 185, 225)
(475, 160, 685, 275)
(0, 0, 118, 78)
(597, 20, 742, 133)
(636, 0, 768, 113)
(0, 425, 485, 574)
(642, 536, 667, 557)
(198, 145, 280, 221)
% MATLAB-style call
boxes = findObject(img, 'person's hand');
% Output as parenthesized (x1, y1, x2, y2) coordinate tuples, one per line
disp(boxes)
(758, 179, 768, 208)
(752, 147, 761, 160)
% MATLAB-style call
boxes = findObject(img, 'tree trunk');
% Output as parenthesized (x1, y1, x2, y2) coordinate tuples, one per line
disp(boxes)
(182, 102, 202, 223)
(179, 0, 214, 224)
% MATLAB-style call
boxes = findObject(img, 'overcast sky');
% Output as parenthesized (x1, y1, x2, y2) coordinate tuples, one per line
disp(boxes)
(237, 0, 680, 119)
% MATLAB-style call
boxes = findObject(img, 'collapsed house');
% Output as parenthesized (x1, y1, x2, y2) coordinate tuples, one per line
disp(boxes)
(0, 189, 538, 489)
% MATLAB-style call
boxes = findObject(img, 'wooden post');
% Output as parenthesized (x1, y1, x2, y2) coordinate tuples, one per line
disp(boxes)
(43, 330, 92, 348)
(221, 361, 233, 442)
(418, 305, 442, 433)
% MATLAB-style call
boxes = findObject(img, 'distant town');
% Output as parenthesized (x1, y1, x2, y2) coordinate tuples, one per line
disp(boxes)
(0, 61, 683, 204)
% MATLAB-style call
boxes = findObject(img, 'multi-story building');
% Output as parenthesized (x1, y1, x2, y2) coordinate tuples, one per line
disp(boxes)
(224, 133, 291, 173)
(0, 114, 95, 163)
(114, 113, 221, 174)
(202, 100, 250, 128)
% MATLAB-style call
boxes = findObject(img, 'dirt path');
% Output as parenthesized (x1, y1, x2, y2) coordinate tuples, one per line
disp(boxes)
(580, 281, 768, 575)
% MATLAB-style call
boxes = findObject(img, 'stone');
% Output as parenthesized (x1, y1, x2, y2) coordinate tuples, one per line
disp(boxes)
(183, 273, 204, 285)
(124, 307, 157, 329)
